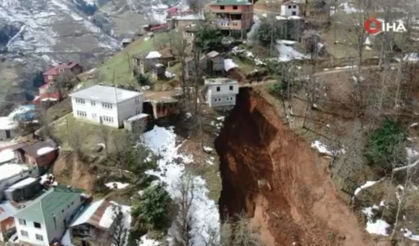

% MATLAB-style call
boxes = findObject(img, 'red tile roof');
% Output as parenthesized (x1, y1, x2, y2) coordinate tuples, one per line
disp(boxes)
(43, 62, 80, 76)
(150, 24, 168, 31)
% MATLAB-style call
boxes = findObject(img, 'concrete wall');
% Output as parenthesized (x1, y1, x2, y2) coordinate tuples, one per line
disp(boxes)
(0, 129, 18, 141)
(210, 4, 253, 30)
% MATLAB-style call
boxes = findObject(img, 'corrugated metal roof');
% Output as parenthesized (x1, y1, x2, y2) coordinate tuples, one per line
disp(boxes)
(70, 199, 114, 229)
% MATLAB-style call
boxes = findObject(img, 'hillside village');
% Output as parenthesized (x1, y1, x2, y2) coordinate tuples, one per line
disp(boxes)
(1, 0, 419, 245)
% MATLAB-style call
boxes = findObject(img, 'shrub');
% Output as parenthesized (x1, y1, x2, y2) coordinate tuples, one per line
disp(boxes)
(135, 74, 150, 86)
(132, 184, 172, 231)
(194, 23, 223, 53)
(364, 120, 407, 170)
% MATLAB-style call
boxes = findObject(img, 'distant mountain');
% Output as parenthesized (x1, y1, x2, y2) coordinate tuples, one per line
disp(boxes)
(0, 0, 178, 112)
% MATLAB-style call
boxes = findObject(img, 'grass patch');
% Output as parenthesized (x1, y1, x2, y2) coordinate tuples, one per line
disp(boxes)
(51, 114, 127, 153)
(97, 32, 172, 86)
(231, 55, 256, 74)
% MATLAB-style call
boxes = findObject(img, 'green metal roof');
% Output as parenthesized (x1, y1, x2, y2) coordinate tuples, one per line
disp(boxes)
(211, 0, 252, 5)
(14, 185, 84, 223)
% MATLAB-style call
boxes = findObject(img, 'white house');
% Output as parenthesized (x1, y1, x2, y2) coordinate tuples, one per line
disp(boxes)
(281, 1, 300, 16)
(0, 117, 18, 141)
(69, 85, 144, 128)
(204, 78, 239, 107)
(14, 186, 85, 246)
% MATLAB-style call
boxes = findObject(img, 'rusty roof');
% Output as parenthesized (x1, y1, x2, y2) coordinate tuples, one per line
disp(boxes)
(70, 199, 114, 230)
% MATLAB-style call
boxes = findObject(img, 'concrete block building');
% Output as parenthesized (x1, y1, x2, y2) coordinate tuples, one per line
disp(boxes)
(69, 85, 144, 128)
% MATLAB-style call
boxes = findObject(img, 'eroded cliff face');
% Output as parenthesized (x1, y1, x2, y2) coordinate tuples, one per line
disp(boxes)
(215, 89, 373, 246)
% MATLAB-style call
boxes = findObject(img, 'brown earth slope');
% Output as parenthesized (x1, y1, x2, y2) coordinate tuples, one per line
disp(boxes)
(215, 88, 373, 246)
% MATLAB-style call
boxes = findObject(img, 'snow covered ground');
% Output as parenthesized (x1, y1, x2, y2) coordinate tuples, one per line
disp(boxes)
(0, 0, 119, 53)
(275, 40, 308, 62)
(311, 140, 345, 157)
(362, 205, 390, 236)
(105, 182, 130, 189)
(354, 179, 382, 196)
(142, 126, 219, 245)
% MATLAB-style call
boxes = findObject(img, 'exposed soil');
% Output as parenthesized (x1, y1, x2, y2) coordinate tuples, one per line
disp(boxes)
(215, 88, 374, 246)
(53, 151, 98, 193)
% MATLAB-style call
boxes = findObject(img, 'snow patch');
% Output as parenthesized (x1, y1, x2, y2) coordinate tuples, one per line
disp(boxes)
(37, 147, 55, 156)
(105, 182, 130, 189)
(203, 146, 213, 152)
(354, 179, 382, 196)
(311, 140, 345, 156)
(142, 126, 219, 245)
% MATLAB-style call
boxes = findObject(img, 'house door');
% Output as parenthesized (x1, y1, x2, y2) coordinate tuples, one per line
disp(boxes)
(99, 116, 103, 124)
(5, 130, 10, 138)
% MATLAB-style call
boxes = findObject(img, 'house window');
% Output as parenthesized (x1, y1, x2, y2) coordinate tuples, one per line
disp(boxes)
(91, 100, 96, 106)
(102, 102, 113, 109)
(220, 6, 225, 9)
(288, 5, 292, 9)
(216, 87, 220, 92)
(21, 230, 28, 237)
(48, 75, 53, 81)
(76, 110, 87, 117)
(233, 5, 238, 9)
(35, 234, 43, 241)
(75, 98, 85, 104)
(135, 97, 141, 104)
(292, 11, 296, 15)
(229, 85, 233, 91)
(230, 97, 234, 101)
(34, 222, 41, 229)
(18, 219, 26, 226)
(92, 113, 97, 119)
(103, 116, 114, 123)
(293, 5, 297, 8)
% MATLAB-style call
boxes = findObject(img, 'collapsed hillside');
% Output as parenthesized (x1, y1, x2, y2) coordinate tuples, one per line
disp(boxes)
(215, 88, 373, 246)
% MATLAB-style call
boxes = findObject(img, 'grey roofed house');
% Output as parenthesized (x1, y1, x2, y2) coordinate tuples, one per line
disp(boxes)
(69, 85, 142, 104)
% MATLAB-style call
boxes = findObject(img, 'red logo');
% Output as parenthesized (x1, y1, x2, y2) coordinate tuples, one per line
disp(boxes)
(365, 17, 381, 34)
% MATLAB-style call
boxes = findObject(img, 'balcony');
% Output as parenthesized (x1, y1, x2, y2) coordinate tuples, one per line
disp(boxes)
(214, 19, 243, 30)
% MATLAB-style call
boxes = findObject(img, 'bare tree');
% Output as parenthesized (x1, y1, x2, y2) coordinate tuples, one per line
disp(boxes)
(67, 119, 83, 156)
(221, 213, 266, 246)
(111, 205, 128, 246)
(172, 173, 196, 246)
(186, 0, 205, 12)
(54, 70, 77, 98)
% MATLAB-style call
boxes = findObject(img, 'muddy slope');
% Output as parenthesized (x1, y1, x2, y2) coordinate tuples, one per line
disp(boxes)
(215, 89, 373, 246)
